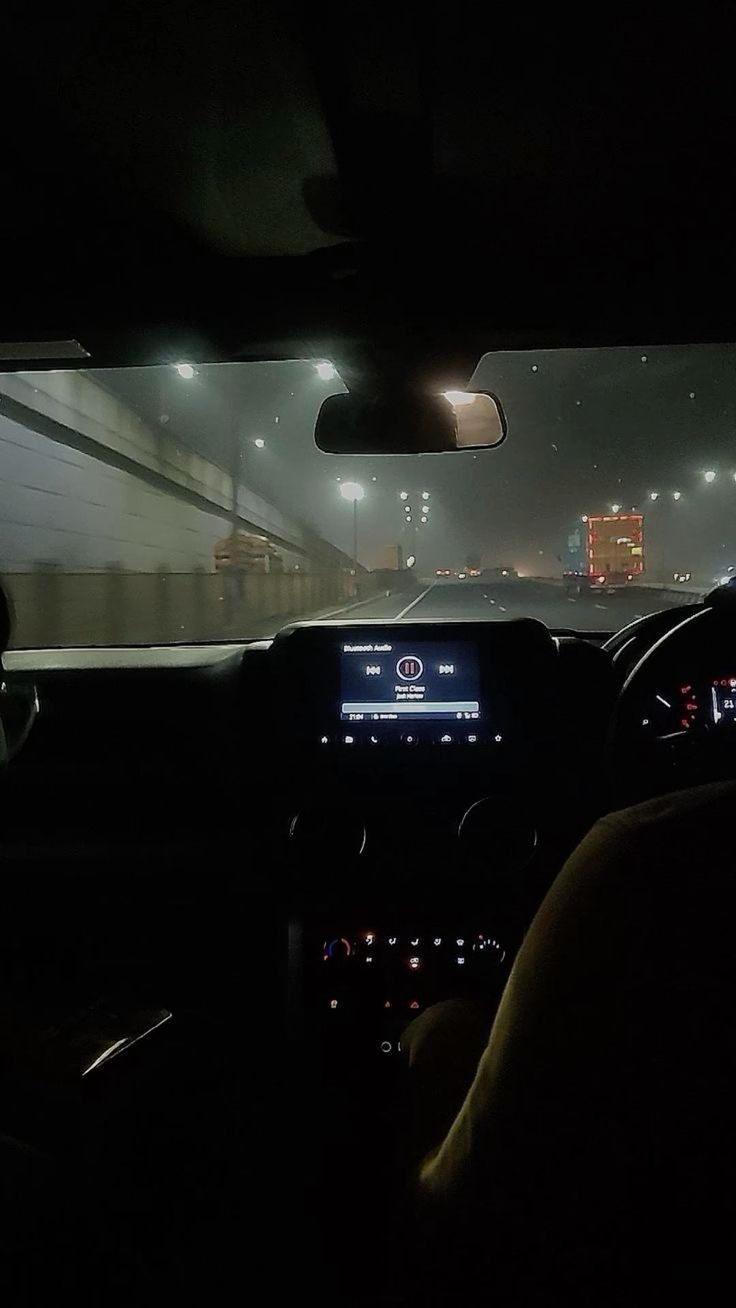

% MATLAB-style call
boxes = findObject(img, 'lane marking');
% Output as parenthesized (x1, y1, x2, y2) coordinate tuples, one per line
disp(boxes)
(394, 583, 437, 619)
(566, 597, 577, 603)
(318, 593, 399, 620)
(595, 603, 608, 610)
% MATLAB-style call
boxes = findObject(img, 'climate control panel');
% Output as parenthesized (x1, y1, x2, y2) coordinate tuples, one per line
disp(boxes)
(312, 926, 509, 1056)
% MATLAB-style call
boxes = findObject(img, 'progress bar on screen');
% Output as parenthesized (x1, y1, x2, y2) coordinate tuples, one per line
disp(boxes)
(341, 701, 480, 716)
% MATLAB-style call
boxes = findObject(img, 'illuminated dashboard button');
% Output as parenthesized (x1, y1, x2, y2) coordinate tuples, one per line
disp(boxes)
(397, 655, 424, 682)
(325, 937, 352, 960)
(401, 733, 419, 746)
(380, 1041, 393, 1054)
(439, 733, 454, 744)
(408, 956, 421, 970)
(466, 733, 478, 744)
(343, 734, 356, 745)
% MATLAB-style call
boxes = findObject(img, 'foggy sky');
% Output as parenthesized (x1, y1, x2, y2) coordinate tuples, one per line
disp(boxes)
(92, 345, 736, 582)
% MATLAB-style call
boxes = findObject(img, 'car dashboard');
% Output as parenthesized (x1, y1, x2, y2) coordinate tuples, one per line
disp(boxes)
(0, 619, 615, 1055)
(2, 604, 736, 1297)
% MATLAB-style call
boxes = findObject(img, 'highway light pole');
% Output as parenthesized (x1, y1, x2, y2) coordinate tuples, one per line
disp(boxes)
(340, 482, 365, 588)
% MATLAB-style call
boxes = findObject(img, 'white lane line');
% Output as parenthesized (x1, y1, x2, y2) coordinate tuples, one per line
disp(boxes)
(566, 597, 577, 603)
(595, 603, 608, 610)
(394, 583, 437, 619)
(318, 593, 399, 619)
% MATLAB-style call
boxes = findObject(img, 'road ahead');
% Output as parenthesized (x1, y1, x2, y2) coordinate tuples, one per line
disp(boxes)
(324, 578, 698, 633)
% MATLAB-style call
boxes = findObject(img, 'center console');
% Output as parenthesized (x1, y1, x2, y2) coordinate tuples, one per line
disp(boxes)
(272, 618, 614, 1062)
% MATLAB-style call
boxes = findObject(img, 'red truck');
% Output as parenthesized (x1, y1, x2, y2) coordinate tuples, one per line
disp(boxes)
(563, 513, 644, 595)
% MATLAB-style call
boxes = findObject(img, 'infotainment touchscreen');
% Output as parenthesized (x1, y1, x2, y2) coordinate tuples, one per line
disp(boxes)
(340, 640, 481, 722)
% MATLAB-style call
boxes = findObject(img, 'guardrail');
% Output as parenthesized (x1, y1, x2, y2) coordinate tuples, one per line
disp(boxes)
(529, 576, 707, 609)
(1, 568, 388, 648)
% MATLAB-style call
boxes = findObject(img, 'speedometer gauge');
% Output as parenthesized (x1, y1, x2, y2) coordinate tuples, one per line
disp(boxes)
(642, 683, 702, 736)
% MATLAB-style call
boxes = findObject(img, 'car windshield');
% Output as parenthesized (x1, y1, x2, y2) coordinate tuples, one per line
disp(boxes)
(1, 345, 733, 646)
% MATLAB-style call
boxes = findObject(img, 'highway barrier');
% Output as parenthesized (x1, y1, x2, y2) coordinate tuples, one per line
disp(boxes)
(1, 568, 388, 648)
(528, 576, 706, 609)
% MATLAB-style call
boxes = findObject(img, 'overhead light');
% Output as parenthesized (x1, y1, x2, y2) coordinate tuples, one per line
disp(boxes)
(672, 491, 682, 501)
(399, 491, 409, 500)
(704, 470, 717, 483)
(340, 481, 365, 503)
(648, 491, 659, 501)
(406, 555, 416, 568)
(421, 491, 430, 500)
(315, 361, 337, 381)
(610, 503, 622, 513)
(174, 362, 195, 379)
(254, 438, 265, 449)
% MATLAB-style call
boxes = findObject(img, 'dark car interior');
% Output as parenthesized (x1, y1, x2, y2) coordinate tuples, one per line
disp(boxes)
(3, 5, 736, 1303)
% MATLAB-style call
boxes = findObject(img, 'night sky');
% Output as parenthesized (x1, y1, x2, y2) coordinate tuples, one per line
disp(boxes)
(94, 344, 736, 583)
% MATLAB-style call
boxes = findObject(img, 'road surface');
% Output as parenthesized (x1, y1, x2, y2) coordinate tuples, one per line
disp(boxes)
(319, 578, 698, 633)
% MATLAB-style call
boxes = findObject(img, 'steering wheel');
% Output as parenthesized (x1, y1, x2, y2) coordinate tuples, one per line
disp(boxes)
(608, 594, 736, 806)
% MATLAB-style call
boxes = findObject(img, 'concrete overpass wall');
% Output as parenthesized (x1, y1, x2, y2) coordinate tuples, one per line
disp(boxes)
(0, 369, 329, 561)
(0, 413, 230, 573)
(0, 370, 381, 644)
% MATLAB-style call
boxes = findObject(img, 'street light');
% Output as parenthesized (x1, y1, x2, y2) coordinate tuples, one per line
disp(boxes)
(173, 362, 195, 380)
(315, 361, 337, 381)
(340, 481, 365, 576)
(704, 470, 717, 483)
(254, 438, 265, 449)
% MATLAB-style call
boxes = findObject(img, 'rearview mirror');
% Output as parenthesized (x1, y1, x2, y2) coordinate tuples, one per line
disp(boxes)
(314, 388, 506, 455)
